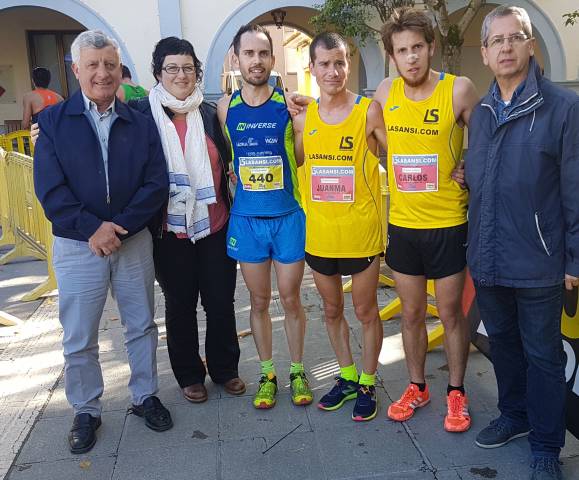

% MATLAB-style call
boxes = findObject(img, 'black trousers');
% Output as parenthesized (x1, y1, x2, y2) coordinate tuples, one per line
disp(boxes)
(153, 226, 240, 387)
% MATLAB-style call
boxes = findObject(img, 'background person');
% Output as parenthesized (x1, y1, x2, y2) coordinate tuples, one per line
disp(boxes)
(117, 65, 148, 102)
(22, 67, 63, 129)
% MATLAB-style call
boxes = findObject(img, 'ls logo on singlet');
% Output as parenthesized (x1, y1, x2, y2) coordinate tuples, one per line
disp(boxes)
(423, 108, 439, 124)
(339, 136, 354, 151)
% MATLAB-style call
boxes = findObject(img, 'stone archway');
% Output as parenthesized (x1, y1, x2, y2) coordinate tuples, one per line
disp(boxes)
(203, 0, 385, 101)
(0, 0, 138, 81)
(448, 0, 566, 81)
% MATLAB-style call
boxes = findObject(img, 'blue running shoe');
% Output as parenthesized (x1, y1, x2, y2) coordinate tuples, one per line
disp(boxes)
(318, 376, 358, 411)
(352, 385, 377, 422)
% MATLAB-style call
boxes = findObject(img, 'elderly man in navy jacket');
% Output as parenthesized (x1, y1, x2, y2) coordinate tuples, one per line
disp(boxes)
(34, 30, 172, 454)
(465, 6, 579, 480)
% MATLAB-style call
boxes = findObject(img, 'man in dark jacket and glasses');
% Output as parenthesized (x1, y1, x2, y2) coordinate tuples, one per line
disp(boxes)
(465, 5, 579, 480)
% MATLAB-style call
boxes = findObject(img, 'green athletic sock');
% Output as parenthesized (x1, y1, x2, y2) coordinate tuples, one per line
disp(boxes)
(359, 371, 376, 387)
(340, 363, 359, 383)
(290, 362, 304, 375)
(260, 359, 276, 377)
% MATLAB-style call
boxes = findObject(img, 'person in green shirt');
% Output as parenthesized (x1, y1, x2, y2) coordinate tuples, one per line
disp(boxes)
(116, 65, 148, 101)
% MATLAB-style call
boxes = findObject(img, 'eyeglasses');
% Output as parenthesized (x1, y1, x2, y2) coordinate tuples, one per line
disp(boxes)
(162, 65, 196, 75)
(485, 33, 529, 49)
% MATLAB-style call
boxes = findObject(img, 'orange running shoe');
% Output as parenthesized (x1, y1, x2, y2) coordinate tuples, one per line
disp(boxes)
(387, 383, 430, 421)
(444, 390, 471, 432)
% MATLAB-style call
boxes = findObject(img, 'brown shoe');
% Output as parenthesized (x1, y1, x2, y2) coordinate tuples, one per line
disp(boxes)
(223, 377, 246, 395)
(183, 383, 207, 403)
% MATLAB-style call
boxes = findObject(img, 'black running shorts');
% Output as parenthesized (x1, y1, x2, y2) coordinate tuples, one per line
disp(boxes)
(305, 253, 376, 276)
(385, 223, 467, 279)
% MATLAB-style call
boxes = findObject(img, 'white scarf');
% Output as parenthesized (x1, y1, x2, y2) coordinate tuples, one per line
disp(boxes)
(149, 83, 216, 242)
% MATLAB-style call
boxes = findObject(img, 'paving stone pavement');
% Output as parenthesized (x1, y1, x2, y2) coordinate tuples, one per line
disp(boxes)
(2, 260, 579, 480)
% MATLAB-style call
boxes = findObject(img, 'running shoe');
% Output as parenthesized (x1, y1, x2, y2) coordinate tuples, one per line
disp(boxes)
(444, 390, 471, 432)
(290, 371, 313, 406)
(253, 372, 278, 409)
(387, 383, 430, 421)
(352, 384, 377, 421)
(318, 376, 358, 411)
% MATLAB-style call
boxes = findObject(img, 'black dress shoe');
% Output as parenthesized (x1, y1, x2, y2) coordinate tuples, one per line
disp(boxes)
(68, 413, 101, 454)
(131, 396, 173, 432)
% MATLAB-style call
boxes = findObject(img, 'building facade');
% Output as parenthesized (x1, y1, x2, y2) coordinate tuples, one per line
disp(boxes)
(0, 0, 578, 128)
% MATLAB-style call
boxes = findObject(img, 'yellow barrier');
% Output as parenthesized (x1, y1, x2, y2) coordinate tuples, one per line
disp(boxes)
(0, 129, 34, 156)
(0, 149, 56, 301)
(0, 310, 22, 327)
(0, 148, 15, 248)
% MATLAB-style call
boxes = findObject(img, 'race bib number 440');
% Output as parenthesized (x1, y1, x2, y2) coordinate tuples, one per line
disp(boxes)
(239, 156, 284, 191)
(311, 166, 355, 202)
(393, 154, 438, 192)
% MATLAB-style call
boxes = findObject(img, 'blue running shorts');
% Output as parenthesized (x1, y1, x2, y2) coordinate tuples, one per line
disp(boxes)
(226, 209, 305, 264)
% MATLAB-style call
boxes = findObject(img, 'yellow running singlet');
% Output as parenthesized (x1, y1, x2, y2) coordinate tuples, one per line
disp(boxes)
(303, 95, 383, 257)
(384, 73, 467, 229)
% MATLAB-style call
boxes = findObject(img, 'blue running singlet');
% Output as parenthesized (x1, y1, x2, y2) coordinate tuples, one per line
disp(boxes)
(225, 87, 301, 217)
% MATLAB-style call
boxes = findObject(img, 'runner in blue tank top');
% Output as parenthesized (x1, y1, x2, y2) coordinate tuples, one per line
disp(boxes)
(217, 24, 312, 411)
(225, 87, 301, 217)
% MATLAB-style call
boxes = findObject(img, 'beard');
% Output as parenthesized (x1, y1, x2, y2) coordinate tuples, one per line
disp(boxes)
(242, 77, 269, 87)
(240, 68, 271, 88)
(394, 59, 431, 88)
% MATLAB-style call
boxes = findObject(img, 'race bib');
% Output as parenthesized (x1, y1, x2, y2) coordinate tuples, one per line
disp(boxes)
(392, 154, 438, 192)
(311, 166, 355, 202)
(239, 156, 284, 191)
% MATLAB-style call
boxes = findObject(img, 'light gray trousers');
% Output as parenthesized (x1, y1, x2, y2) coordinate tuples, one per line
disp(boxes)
(53, 229, 158, 416)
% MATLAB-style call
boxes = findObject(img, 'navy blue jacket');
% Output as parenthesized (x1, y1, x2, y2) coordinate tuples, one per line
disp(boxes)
(465, 58, 579, 288)
(34, 90, 169, 241)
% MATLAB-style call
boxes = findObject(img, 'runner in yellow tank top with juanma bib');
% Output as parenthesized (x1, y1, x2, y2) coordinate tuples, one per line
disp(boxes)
(293, 32, 388, 422)
(303, 95, 383, 258)
(374, 7, 479, 434)
(384, 73, 467, 229)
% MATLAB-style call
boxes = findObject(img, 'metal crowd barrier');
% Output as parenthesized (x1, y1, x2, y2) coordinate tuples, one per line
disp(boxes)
(0, 148, 56, 305)
(0, 129, 34, 156)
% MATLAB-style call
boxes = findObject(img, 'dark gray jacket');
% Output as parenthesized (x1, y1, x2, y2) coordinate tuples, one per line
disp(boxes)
(465, 57, 579, 288)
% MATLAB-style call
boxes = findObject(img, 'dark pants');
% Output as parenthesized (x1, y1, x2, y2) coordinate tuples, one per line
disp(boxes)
(153, 226, 240, 387)
(475, 284, 566, 458)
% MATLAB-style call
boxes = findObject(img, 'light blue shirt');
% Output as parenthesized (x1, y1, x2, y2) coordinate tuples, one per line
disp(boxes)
(82, 93, 118, 202)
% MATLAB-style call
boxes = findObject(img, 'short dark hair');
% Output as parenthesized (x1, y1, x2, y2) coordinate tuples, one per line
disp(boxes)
(121, 65, 132, 79)
(32, 67, 50, 88)
(151, 37, 203, 83)
(309, 32, 350, 63)
(231, 24, 273, 56)
(381, 7, 435, 56)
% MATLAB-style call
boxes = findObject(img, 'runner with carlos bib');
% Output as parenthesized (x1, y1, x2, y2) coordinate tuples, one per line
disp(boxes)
(385, 73, 466, 228)
(375, 7, 479, 434)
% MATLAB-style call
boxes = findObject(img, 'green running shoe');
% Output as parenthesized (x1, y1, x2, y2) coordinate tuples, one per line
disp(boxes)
(290, 371, 313, 406)
(253, 372, 278, 409)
